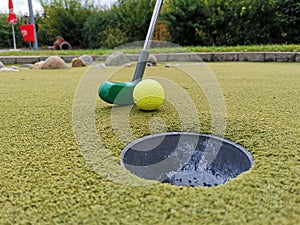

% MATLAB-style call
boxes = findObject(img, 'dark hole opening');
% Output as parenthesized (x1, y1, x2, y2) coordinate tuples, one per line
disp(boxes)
(121, 132, 254, 187)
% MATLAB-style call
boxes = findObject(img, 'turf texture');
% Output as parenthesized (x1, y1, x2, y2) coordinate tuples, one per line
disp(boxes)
(0, 62, 300, 224)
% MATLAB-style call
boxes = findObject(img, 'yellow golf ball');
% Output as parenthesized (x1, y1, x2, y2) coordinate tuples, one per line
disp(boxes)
(133, 79, 164, 111)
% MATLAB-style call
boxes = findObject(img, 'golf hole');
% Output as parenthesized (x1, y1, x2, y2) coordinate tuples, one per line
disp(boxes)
(121, 132, 253, 187)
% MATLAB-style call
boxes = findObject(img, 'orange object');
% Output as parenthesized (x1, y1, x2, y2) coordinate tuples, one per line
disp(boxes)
(53, 36, 64, 50)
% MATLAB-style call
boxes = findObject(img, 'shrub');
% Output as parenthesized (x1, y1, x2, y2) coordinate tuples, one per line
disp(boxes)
(276, 0, 300, 43)
(39, 0, 94, 47)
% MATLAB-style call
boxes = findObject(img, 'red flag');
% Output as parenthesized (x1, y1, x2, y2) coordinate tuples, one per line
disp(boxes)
(20, 24, 35, 42)
(7, 0, 17, 25)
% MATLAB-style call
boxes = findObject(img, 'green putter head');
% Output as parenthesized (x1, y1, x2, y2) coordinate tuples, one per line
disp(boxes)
(98, 52, 148, 105)
(98, 81, 138, 105)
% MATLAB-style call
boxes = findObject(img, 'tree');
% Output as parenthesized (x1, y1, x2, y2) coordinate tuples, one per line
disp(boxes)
(276, 0, 300, 43)
(0, 13, 15, 48)
(39, 0, 94, 47)
(232, 0, 279, 45)
(204, 0, 238, 45)
(0, 13, 25, 49)
(112, 0, 156, 43)
(162, 0, 208, 46)
(162, 0, 279, 46)
(83, 8, 127, 48)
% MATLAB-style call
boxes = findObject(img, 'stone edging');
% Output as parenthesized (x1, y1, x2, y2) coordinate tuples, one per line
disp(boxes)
(0, 52, 299, 64)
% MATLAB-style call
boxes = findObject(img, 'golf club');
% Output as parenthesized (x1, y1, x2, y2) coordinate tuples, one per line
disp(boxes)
(98, 0, 164, 105)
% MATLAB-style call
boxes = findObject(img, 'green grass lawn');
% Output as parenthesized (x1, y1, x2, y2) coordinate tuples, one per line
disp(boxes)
(0, 44, 299, 56)
(0, 62, 300, 224)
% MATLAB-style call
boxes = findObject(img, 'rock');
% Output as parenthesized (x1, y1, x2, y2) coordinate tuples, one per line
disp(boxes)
(0, 67, 19, 72)
(165, 63, 171, 68)
(79, 55, 94, 65)
(0, 62, 4, 69)
(105, 51, 130, 66)
(10, 66, 18, 70)
(72, 58, 86, 67)
(42, 56, 67, 69)
(147, 54, 157, 66)
(32, 61, 45, 69)
(123, 63, 132, 67)
(95, 63, 106, 69)
(22, 64, 34, 68)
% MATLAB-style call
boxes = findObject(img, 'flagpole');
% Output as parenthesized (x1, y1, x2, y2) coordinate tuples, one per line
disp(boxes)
(28, 0, 38, 50)
(12, 24, 17, 50)
(7, 0, 18, 50)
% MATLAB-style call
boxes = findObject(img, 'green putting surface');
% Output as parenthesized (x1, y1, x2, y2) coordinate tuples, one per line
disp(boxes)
(1, 62, 300, 224)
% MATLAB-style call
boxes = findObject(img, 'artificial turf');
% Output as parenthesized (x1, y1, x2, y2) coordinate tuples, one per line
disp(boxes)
(0, 62, 299, 224)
